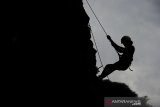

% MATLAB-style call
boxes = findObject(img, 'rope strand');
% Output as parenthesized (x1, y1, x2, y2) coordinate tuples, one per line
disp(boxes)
(86, 0, 110, 79)
(89, 24, 104, 69)
(86, 0, 108, 36)
(89, 24, 109, 79)
(86, 0, 107, 69)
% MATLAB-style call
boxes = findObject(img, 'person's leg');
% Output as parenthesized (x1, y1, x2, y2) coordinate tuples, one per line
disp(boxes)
(98, 64, 116, 80)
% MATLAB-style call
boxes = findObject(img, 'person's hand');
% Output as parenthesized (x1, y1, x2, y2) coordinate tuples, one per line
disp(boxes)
(107, 35, 111, 41)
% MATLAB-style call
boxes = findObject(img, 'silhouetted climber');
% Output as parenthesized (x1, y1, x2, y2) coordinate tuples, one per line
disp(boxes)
(99, 35, 135, 80)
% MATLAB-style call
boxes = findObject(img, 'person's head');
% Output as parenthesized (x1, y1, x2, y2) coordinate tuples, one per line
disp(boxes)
(121, 36, 133, 47)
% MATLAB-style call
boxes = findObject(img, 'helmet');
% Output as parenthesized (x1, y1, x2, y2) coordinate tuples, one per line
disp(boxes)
(121, 36, 133, 46)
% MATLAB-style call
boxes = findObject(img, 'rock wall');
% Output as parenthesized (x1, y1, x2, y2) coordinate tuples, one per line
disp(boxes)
(3, 0, 138, 107)
(3, 0, 100, 106)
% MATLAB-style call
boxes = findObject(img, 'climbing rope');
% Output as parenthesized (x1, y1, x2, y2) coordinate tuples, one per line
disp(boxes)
(86, 0, 108, 36)
(86, 0, 121, 59)
(89, 24, 109, 79)
(86, 0, 107, 72)
(89, 24, 104, 69)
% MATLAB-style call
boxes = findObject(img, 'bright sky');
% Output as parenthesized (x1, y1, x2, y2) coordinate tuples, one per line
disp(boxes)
(84, 0, 160, 106)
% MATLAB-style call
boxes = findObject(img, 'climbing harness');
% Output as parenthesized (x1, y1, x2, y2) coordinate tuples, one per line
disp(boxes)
(86, 0, 133, 72)
(116, 52, 133, 71)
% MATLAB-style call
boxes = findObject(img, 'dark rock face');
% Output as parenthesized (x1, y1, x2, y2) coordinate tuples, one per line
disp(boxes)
(102, 80, 137, 97)
(3, 0, 100, 106)
(3, 0, 137, 107)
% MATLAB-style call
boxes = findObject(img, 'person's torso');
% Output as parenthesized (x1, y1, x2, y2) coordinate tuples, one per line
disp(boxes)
(120, 45, 135, 64)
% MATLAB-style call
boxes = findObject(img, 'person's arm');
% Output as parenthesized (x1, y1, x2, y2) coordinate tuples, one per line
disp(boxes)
(107, 35, 124, 53)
